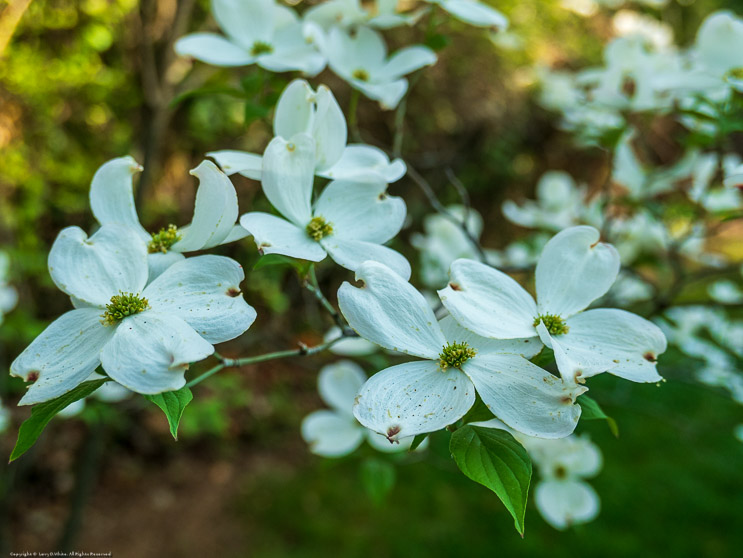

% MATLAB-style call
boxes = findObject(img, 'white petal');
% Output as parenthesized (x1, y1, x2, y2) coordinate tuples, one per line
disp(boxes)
(208, 150, 262, 179)
(314, 180, 406, 243)
(322, 237, 411, 279)
(172, 161, 239, 252)
(535, 226, 620, 318)
(49, 225, 148, 307)
(381, 45, 437, 81)
(100, 312, 214, 394)
(312, 85, 347, 171)
(274, 79, 314, 139)
(438, 315, 542, 359)
(560, 309, 666, 383)
(240, 212, 327, 261)
(11, 309, 114, 405)
(353, 78, 408, 110)
(326, 26, 387, 74)
(324, 326, 379, 356)
(338, 261, 445, 358)
(318, 144, 406, 183)
(301, 410, 364, 457)
(438, 259, 537, 339)
(144, 255, 256, 344)
(462, 354, 583, 438)
(258, 23, 327, 76)
(439, 0, 508, 29)
(212, 0, 274, 48)
(262, 134, 315, 226)
(174, 33, 254, 66)
(535, 480, 600, 530)
(147, 251, 186, 283)
(89, 157, 149, 241)
(318, 360, 367, 416)
(92, 380, 132, 403)
(352, 360, 475, 440)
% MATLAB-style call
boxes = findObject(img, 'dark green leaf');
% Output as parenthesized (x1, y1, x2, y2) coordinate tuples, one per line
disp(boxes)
(529, 347, 555, 368)
(409, 433, 429, 452)
(578, 395, 619, 437)
(144, 386, 193, 440)
(10, 379, 108, 462)
(450, 425, 531, 535)
(360, 458, 396, 506)
(425, 33, 450, 51)
(244, 100, 269, 124)
(461, 394, 495, 424)
(253, 254, 311, 276)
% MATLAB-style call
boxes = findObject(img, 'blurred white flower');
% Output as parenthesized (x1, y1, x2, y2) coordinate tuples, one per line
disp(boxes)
(502, 171, 601, 231)
(426, 0, 508, 29)
(210, 80, 405, 184)
(612, 10, 673, 49)
(90, 157, 246, 280)
(439, 226, 666, 385)
(324, 26, 436, 109)
(324, 326, 378, 356)
(708, 280, 743, 305)
(338, 261, 583, 442)
(410, 205, 484, 288)
(240, 135, 411, 278)
(175, 0, 325, 75)
(301, 360, 424, 457)
(0, 251, 18, 326)
(11, 224, 256, 404)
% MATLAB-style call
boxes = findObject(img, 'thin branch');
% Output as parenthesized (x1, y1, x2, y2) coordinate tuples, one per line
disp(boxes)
(186, 335, 349, 388)
(303, 265, 349, 333)
(406, 163, 489, 264)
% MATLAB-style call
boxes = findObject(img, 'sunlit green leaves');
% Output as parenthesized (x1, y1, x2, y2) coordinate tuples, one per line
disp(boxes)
(144, 385, 193, 440)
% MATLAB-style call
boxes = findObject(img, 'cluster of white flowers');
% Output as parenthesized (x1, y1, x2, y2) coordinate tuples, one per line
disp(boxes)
(174, 0, 508, 109)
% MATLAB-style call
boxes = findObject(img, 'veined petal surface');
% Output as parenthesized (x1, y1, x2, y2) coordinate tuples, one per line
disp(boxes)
(262, 134, 315, 226)
(240, 212, 327, 261)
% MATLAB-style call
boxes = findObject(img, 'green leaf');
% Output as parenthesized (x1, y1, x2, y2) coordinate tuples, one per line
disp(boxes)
(529, 347, 555, 368)
(425, 33, 450, 51)
(244, 100, 269, 124)
(450, 425, 532, 535)
(144, 386, 193, 440)
(578, 395, 619, 437)
(360, 458, 396, 506)
(461, 394, 495, 425)
(409, 433, 429, 452)
(253, 254, 311, 276)
(10, 379, 108, 462)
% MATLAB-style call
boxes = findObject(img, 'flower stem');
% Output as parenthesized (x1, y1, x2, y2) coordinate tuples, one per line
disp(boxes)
(303, 265, 348, 332)
(348, 88, 361, 142)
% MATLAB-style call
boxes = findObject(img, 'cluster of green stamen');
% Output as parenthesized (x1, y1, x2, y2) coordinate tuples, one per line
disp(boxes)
(727, 67, 743, 80)
(101, 292, 149, 326)
(250, 41, 273, 56)
(352, 68, 370, 82)
(306, 216, 334, 241)
(148, 224, 181, 254)
(439, 341, 477, 370)
(534, 314, 570, 335)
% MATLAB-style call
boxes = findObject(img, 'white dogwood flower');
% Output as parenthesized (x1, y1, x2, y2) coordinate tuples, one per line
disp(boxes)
(337, 261, 585, 442)
(439, 226, 667, 385)
(174, 0, 325, 75)
(324, 26, 436, 109)
(502, 171, 601, 232)
(301, 360, 423, 457)
(90, 157, 245, 280)
(210, 79, 405, 184)
(11, 224, 256, 404)
(240, 135, 410, 278)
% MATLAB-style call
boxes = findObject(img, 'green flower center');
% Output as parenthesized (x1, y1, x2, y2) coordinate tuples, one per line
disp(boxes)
(250, 41, 273, 56)
(306, 216, 334, 241)
(534, 314, 570, 335)
(727, 67, 743, 80)
(352, 68, 370, 82)
(102, 292, 149, 326)
(148, 224, 181, 254)
(439, 341, 477, 370)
